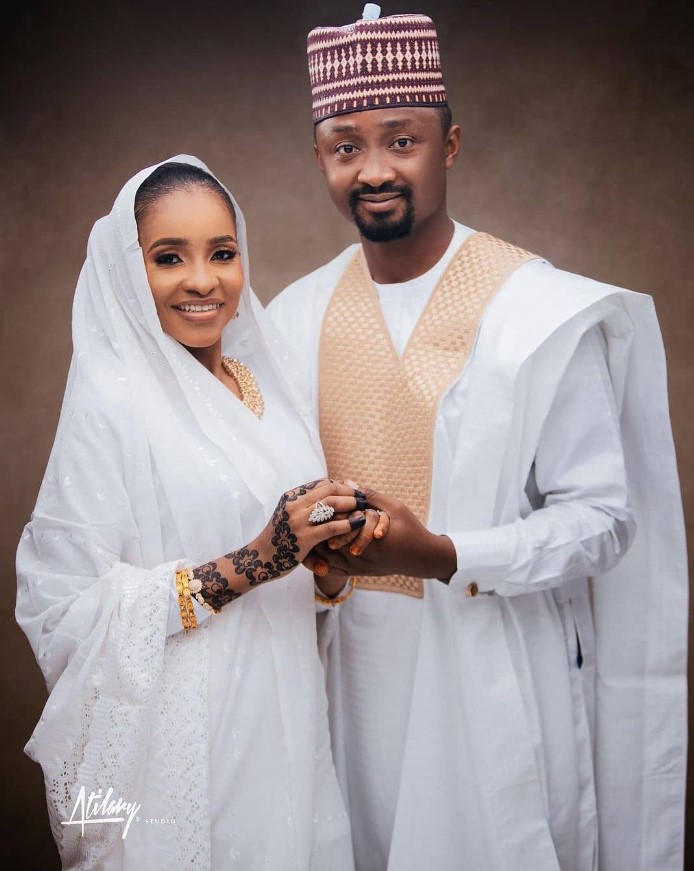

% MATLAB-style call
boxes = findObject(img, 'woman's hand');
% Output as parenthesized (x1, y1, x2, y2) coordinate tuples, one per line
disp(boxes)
(303, 507, 389, 575)
(329, 507, 390, 554)
(302, 480, 391, 585)
(258, 478, 369, 569)
(190, 479, 368, 612)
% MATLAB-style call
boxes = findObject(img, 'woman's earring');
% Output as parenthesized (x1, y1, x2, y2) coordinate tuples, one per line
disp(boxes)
(234, 311, 240, 319)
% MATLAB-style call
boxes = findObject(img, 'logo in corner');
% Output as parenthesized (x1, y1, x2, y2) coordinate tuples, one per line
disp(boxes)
(61, 786, 141, 839)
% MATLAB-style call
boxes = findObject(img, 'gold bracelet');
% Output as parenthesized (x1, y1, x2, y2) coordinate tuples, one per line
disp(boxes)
(175, 572, 187, 629)
(175, 569, 198, 631)
(178, 571, 196, 630)
(314, 576, 356, 607)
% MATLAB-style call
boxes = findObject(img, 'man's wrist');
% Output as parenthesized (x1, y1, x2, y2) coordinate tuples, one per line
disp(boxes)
(431, 533, 457, 583)
(314, 572, 350, 599)
(315, 576, 356, 607)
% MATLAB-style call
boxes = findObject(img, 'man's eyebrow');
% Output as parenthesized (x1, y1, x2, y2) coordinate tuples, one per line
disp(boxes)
(377, 117, 417, 130)
(325, 117, 418, 136)
(325, 122, 360, 135)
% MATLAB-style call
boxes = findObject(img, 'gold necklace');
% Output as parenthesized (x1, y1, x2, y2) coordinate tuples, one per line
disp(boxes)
(221, 356, 265, 419)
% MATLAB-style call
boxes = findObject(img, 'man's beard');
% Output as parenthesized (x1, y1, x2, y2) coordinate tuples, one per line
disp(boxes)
(348, 184, 415, 242)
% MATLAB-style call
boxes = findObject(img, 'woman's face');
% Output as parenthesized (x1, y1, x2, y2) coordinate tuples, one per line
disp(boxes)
(137, 185, 244, 349)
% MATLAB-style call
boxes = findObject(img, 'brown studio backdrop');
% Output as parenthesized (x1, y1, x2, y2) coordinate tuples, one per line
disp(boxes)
(2, 0, 692, 866)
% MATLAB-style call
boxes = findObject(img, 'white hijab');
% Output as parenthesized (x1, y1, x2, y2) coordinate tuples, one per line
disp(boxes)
(16, 155, 330, 869)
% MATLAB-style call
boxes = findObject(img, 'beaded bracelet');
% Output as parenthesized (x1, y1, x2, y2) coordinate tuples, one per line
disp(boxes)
(186, 568, 221, 615)
(175, 569, 198, 631)
(314, 576, 356, 607)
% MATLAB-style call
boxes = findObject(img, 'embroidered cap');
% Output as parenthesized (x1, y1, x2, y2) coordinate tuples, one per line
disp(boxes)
(307, 4, 448, 124)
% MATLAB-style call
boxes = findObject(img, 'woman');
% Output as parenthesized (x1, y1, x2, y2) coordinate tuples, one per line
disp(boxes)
(15, 155, 380, 869)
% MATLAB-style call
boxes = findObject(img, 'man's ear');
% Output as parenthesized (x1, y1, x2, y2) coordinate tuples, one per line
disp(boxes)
(313, 142, 326, 174)
(444, 124, 461, 170)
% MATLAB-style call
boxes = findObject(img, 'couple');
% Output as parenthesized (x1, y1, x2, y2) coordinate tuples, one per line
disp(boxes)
(15, 7, 688, 871)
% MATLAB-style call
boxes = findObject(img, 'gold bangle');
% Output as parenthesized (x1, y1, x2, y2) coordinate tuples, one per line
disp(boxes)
(175, 569, 198, 631)
(314, 576, 356, 607)
(175, 573, 187, 629)
(179, 572, 196, 631)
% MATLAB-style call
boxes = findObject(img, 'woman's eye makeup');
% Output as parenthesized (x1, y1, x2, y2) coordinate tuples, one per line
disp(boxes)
(154, 252, 182, 265)
(212, 248, 238, 261)
(152, 247, 238, 265)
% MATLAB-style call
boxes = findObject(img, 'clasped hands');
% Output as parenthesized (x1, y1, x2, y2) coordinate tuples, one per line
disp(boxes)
(302, 480, 457, 595)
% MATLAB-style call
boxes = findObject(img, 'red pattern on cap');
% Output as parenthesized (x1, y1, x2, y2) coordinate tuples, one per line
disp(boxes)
(307, 13, 448, 123)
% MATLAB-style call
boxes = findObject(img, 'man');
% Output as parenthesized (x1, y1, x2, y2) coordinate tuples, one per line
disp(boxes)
(267, 6, 688, 870)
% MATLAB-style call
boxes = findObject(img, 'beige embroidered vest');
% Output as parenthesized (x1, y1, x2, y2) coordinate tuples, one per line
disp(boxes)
(318, 231, 538, 597)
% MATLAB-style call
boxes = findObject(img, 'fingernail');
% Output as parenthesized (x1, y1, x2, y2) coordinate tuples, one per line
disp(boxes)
(349, 514, 366, 530)
(355, 496, 368, 511)
(315, 562, 329, 576)
(349, 544, 362, 557)
(328, 540, 339, 549)
(346, 480, 361, 489)
(374, 531, 383, 539)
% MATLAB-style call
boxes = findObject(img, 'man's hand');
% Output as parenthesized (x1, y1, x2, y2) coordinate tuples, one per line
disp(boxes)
(303, 505, 388, 591)
(306, 490, 457, 582)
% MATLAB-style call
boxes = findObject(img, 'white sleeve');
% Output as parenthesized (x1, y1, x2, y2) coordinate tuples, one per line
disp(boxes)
(447, 325, 636, 596)
(14, 403, 211, 701)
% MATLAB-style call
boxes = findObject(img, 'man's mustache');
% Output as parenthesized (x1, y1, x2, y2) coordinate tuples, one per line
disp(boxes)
(349, 183, 412, 204)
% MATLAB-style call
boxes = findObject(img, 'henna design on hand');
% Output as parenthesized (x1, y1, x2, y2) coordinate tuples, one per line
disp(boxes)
(270, 479, 323, 524)
(266, 480, 323, 573)
(192, 480, 327, 611)
(230, 547, 279, 584)
(192, 561, 243, 612)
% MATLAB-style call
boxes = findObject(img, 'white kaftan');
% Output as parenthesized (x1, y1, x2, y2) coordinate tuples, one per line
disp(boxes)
(267, 222, 687, 871)
(16, 155, 354, 871)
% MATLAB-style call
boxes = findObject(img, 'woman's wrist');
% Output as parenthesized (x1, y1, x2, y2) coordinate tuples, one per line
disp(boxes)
(190, 549, 255, 612)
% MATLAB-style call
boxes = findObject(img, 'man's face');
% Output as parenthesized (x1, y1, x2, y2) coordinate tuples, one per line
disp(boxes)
(314, 107, 459, 242)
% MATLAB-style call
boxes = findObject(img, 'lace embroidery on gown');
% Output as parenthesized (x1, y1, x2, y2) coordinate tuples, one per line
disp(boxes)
(27, 563, 211, 868)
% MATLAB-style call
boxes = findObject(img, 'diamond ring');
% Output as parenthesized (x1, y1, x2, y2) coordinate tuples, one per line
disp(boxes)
(308, 500, 335, 524)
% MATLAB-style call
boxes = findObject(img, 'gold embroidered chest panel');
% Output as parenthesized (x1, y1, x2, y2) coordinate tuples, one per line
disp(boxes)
(318, 231, 538, 597)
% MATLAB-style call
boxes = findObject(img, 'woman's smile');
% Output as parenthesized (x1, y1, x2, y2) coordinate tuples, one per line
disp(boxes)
(171, 300, 225, 321)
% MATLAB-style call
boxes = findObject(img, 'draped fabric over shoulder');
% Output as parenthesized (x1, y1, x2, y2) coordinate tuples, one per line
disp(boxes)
(15, 155, 353, 870)
(267, 234, 687, 871)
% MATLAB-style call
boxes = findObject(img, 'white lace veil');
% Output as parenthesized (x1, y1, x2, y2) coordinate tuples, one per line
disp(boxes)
(16, 155, 331, 868)
(72, 153, 324, 565)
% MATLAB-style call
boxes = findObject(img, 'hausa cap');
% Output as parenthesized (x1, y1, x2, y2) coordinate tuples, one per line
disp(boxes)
(307, 4, 448, 124)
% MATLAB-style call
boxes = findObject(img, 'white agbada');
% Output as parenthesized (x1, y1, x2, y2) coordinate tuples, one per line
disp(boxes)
(15, 156, 354, 871)
(267, 222, 688, 871)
